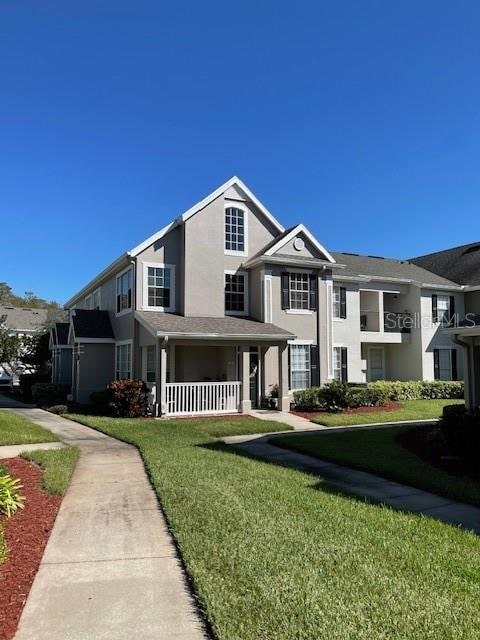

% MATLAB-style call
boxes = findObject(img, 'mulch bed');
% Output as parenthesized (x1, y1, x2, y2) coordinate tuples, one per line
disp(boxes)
(0, 458, 61, 640)
(291, 401, 401, 420)
(399, 424, 480, 482)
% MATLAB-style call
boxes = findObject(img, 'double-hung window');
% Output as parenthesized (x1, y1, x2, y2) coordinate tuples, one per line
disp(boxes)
(225, 272, 247, 315)
(333, 286, 347, 319)
(289, 273, 310, 310)
(432, 294, 455, 325)
(333, 346, 348, 382)
(116, 269, 132, 314)
(144, 264, 175, 311)
(115, 342, 132, 380)
(434, 348, 457, 381)
(85, 288, 101, 310)
(289, 344, 311, 390)
(225, 207, 246, 254)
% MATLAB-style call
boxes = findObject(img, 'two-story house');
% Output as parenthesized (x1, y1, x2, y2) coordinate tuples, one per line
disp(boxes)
(52, 177, 476, 416)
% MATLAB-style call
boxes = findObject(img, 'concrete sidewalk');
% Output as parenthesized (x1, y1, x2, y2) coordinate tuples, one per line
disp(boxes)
(4, 406, 207, 640)
(222, 432, 480, 535)
(0, 441, 66, 458)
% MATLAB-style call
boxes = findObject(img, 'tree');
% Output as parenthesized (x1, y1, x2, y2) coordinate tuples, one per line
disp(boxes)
(0, 316, 22, 375)
(21, 332, 51, 373)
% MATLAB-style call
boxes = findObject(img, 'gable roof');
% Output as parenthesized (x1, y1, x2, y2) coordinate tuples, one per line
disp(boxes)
(65, 177, 285, 307)
(53, 322, 70, 345)
(70, 309, 115, 342)
(411, 242, 480, 286)
(262, 224, 335, 262)
(331, 252, 461, 289)
(0, 306, 49, 333)
(129, 176, 285, 256)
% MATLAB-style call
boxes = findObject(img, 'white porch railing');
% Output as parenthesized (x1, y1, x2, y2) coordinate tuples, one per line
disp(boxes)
(165, 381, 241, 417)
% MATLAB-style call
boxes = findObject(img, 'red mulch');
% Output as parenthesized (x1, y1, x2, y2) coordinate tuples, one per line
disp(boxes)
(0, 458, 61, 640)
(291, 401, 401, 420)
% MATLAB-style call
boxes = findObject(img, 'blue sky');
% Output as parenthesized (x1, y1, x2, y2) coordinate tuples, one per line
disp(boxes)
(1, 1, 480, 303)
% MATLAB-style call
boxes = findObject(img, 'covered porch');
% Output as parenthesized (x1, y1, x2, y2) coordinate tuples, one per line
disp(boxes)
(136, 311, 294, 417)
(445, 319, 480, 409)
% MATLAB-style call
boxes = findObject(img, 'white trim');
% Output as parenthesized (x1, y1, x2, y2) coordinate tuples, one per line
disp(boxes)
(286, 309, 313, 315)
(85, 287, 101, 310)
(288, 342, 312, 391)
(115, 339, 133, 380)
(142, 262, 176, 312)
(115, 266, 133, 317)
(263, 224, 336, 263)
(245, 255, 341, 270)
(224, 269, 249, 316)
(287, 339, 314, 345)
(326, 280, 334, 378)
(74, 338, 115, 344)
(263, 272, 273, 324)
(224, 204, 248, 257)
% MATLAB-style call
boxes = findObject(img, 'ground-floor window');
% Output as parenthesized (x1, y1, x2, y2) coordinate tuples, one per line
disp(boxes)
(434, 348, 457, 381)
(333, 346, 348, 382)
(116, 342, 132, 380)
(289, 344, 311, 390)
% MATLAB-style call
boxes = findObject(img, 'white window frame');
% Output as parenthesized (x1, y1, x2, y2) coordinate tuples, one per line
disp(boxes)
(142, 262, 176, 312)
(116, 266, 133, 317)
(288, 270, 311, 313)
(224, 270, 249, 316)
(332, 285, 343, 320)
(332, 345, 343, 381)
(115, 340, 132, 380)
(224, 203, 248, 256)
(437, 348, 453, 381)
(436, 294, 450, 324)
(288, 340, 312, 391)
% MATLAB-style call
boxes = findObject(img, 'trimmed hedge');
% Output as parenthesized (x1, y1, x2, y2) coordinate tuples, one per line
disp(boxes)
(19, 372, 50, 400)
(440, 404, 480, 463)
(107, 379, 149, 418)
(31, 382, 70, 405)
(369, 380, 464, 401)
(293, 380, 464, 412)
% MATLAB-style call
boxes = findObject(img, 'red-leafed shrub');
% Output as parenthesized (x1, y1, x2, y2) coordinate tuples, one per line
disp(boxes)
(107, 379, 149, 418)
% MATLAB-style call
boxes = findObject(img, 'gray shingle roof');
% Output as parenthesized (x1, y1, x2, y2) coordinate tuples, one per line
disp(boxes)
(331, 252, 460, 288)
(411, 242, 480, 286)
(55, 322, 70, 345)
(136, 311, 294, 340)
(71, 310, 115, 340)
(0, 306, 49, 333)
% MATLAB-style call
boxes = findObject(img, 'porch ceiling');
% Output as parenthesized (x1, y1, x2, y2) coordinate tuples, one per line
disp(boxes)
(135, 311, 295, 341)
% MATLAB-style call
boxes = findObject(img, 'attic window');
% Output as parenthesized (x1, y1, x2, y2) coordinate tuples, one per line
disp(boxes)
(225, 206, 247, 255)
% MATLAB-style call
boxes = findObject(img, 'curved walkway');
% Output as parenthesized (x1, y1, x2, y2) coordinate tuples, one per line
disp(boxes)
(222, 431, 480, 535)
(1, 399, 207, 640)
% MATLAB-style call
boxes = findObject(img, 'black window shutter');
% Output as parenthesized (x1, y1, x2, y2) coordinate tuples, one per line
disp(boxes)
(310, 345, 319, 387)
(309, 274, 318, 311)
(287, 344, 291, 390)
(432, 295, 438, 323)
(117, 294, 121, 314)
(281, 273, 290, 310)
(451, 349, 458, 380)
(340, 287, 347, 319)
(341, 347, 348, 383)
(449, 296, 455, 326)
(433, 349, 440, 380)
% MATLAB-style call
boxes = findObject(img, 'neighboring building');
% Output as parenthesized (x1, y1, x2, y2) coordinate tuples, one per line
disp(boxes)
(57, 177, 475, 415)
(0, 305, 50, 336)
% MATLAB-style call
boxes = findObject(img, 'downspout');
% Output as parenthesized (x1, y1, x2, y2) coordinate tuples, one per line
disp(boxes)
(131, 258, 137, 378)
(451, 333, 473, 409)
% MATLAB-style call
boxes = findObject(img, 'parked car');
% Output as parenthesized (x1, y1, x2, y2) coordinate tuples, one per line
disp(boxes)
(0, 370, 13, 391)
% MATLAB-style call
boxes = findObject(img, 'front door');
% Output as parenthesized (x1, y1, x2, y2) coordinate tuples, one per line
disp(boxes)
(249, 351, 259, 408)
(367, 347, 385, 381)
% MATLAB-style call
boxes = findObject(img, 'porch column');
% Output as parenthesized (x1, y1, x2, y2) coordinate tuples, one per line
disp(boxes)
(278, 342, 290, 412)
(240, 344, 251, 413)
(155, 338, 168, 417)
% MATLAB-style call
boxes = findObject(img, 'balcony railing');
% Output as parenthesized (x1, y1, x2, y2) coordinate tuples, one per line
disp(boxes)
(360, 311, 411, 333)
(165, 381, 241, 417)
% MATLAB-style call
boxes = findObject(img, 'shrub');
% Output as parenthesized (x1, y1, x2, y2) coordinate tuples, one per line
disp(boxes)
(90, 390, 112, 414)
(48, 404, 68, 415)
(318, 381, 350, 412)
(439, 404, 480, 463)
(0, 473, 25, 517)
(19, 372, 50, 400)
(107, 379, 149, 418)
(31, 382, 70, 405)
(293, 387, 321, 411)
(369, 380, 464, 401)
(347, 385, 390, 408)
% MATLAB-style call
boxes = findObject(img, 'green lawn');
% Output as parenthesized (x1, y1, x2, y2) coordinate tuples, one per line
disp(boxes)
(67, 413, 480, 640)
(0, 410, 59, 445)
(273, 423, 480, 506)
(310, 398, 463, 426)
(21, 447, 79, 495)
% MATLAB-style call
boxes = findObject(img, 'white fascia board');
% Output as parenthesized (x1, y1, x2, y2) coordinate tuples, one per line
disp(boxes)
(129, 220, 178, 257)
(180, 176, 285, 232)
(64, 252, 131, 308)
(245, 255, 342, 270)
(155, 331, 294, 341)
(74, 338, 116, 344)
(263, 224, 335, 263)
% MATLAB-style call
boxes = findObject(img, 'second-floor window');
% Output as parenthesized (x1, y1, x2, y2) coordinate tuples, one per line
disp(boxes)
(289, 273, 310, 310)
(85, 288, 101, 310)
(225, 272, 247, 315)
(116, 269, 132, 314)
(432, 294, 455, 325)
(225, 207, 246, 254)
(145, 264, 175, 311)
(333, 286, 347, 319)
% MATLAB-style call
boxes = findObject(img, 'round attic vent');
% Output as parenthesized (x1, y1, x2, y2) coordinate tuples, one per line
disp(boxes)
(293, 236, 305, 251)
